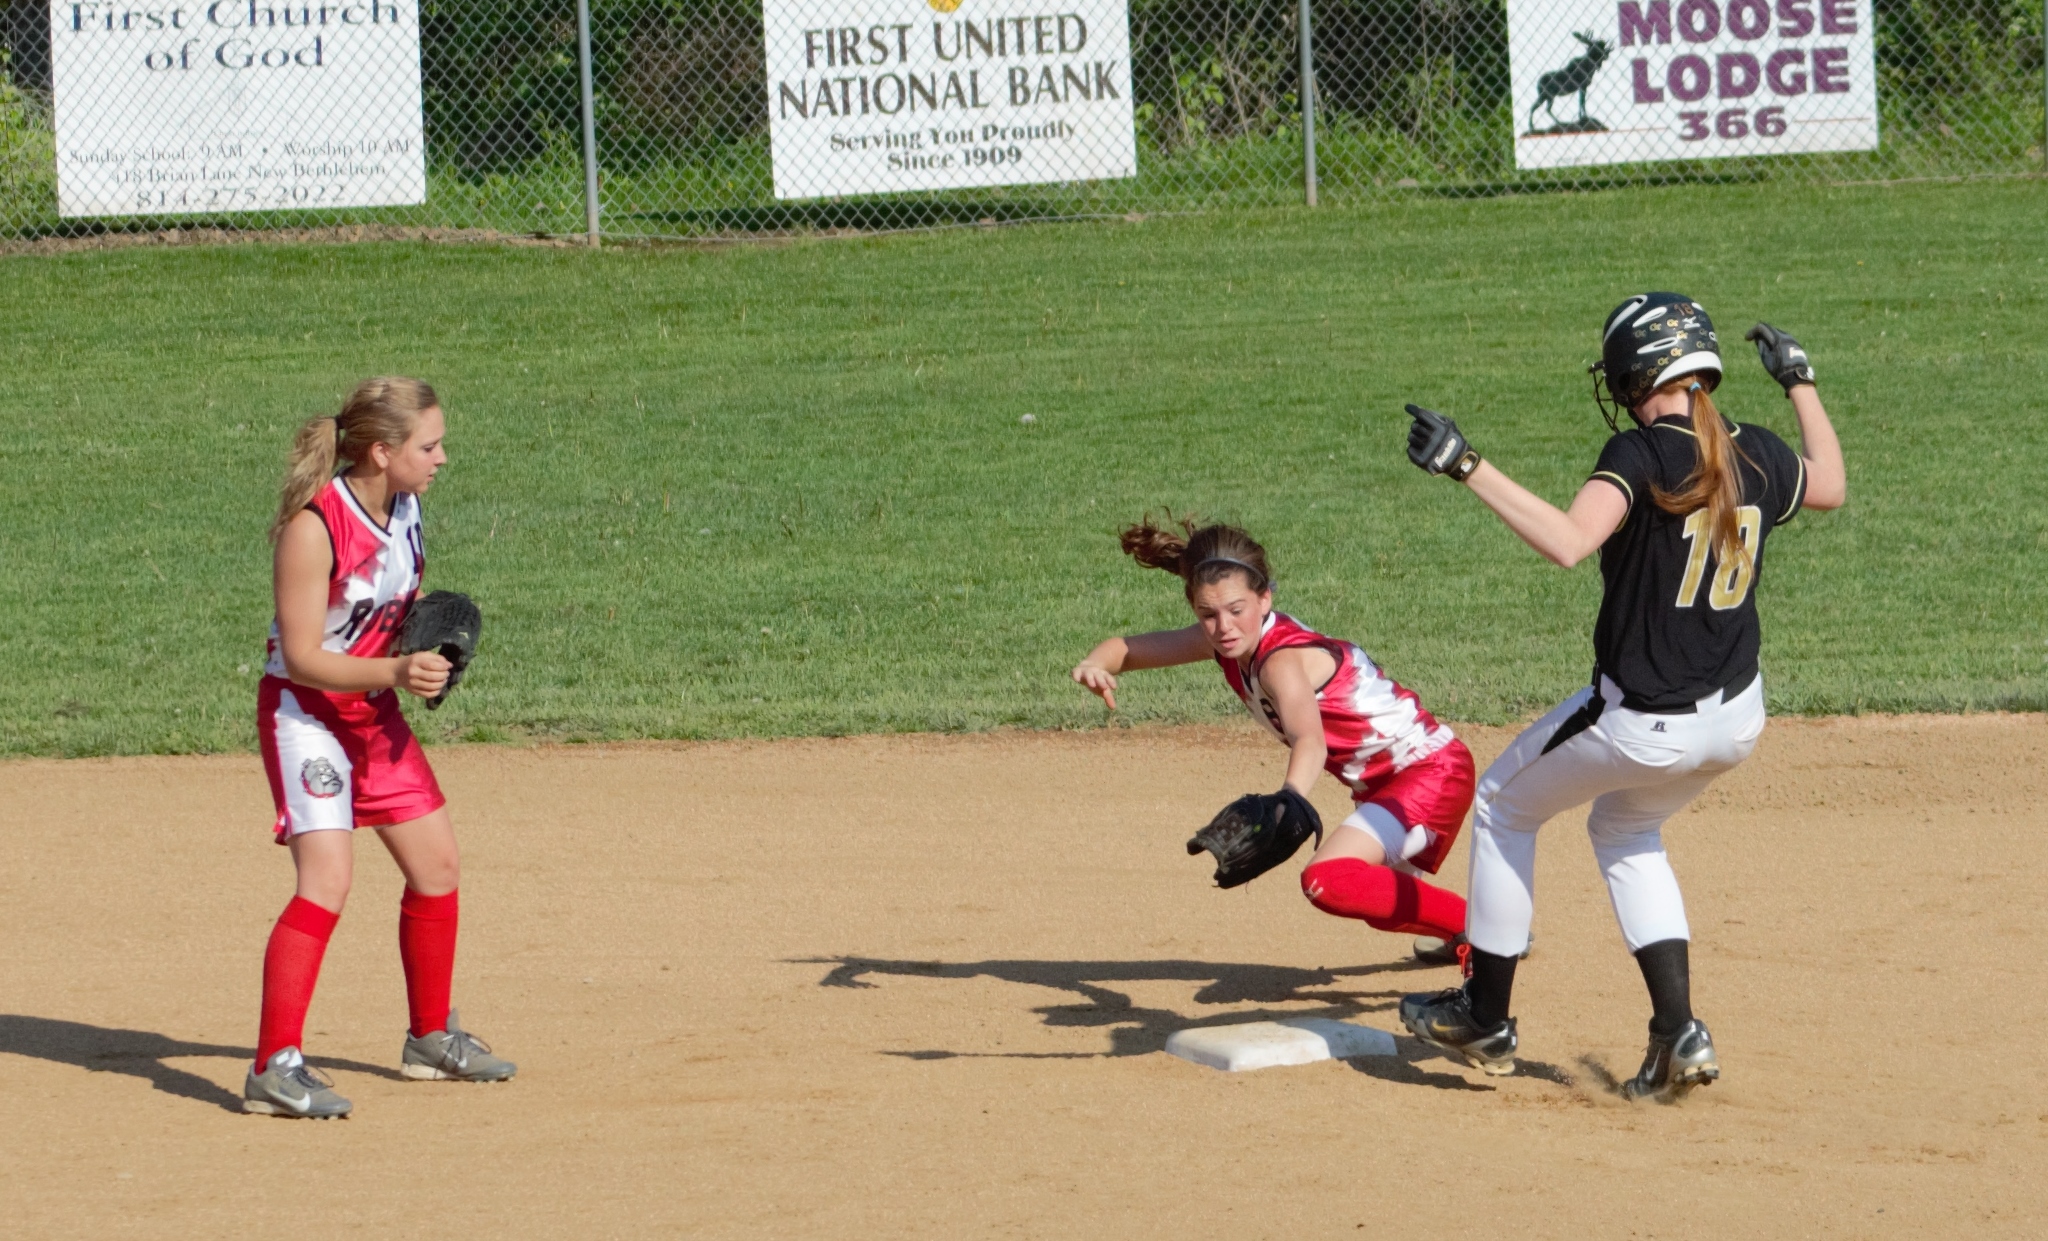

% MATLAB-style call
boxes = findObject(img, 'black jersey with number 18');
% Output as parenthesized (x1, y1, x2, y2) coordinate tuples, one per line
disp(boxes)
(1587, 414, 1808, 711)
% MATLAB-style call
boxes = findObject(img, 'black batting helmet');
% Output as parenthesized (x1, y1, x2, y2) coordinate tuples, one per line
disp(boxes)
(1592, 292, 1722, 429)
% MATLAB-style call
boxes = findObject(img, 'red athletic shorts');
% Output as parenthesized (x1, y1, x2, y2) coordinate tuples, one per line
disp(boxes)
(1355, 739, 1476, 874)
(257, 676, 445, 844)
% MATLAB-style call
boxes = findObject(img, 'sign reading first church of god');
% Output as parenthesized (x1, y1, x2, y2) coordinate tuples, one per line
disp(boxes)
(763, 0, 1137, 200)
(49, 0, 427, 218)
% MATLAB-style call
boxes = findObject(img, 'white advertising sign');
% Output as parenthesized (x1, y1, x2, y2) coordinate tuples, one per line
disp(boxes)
(763, 0, 1136, 200)
(1507, 0, 1877, 170)
(50, 0, 426, 218)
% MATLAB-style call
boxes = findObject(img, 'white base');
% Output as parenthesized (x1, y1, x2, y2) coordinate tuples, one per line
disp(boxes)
(1163, 1018, 1398, 1071)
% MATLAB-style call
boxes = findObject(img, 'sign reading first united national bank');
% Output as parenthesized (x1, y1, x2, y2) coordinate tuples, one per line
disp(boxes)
(763, 0, 1136, 200)
(50, 0, 426, 218)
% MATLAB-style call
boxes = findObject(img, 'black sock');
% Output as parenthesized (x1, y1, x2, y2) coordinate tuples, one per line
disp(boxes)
(1635, 938, 1693, 1038)
(1465, 949, 1517, 1029)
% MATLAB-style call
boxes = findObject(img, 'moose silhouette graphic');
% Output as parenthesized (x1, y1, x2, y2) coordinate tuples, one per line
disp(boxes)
(1526, 31, 1612, 134)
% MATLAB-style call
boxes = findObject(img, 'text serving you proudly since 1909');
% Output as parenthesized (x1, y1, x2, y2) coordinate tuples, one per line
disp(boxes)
(1506, 0, 1878, 170)
(762, 0, 1137, 201)
(48, 0, 427, 218)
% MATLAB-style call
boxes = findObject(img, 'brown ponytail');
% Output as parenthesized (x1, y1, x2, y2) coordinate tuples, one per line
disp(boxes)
(1119, 511, 1273, 596)
(269, 377, 439, 542)
(1650, 382, 1756, 571)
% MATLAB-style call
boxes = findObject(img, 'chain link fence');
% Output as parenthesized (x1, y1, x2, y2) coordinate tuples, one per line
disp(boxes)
(2, 0, 2042, 241)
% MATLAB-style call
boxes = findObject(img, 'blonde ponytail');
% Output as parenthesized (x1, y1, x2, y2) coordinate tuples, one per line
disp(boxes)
(1650, 383, 1755, 571)
(271, 416, 342, 542)
(269, 376, 439, 543)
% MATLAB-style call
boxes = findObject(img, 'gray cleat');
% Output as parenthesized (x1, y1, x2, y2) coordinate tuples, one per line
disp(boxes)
(1411, 931, 1534, 967)
(244, 1047, 353, 1118)
(401, 1009, 517, 1082)
(1399, 982, 1518, 1076)
(1622, 1018, 1719, 1102)
(1411, 933, 1465, 966)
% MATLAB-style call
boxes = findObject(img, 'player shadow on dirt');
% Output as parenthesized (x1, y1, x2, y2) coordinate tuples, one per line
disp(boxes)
(0, 1015, 403, 1113)
(1341, 1044, 1576, 1091)
(802, 956, 1572, 1091)
(1573, 1055, 1627, 1097)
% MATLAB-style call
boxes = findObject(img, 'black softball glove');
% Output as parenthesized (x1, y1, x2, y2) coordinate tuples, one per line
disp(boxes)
(1744, 323, 1816, 393)
(1405, 404, 1482, 482)
(1186, 788, 1324, 889)
(397, 590, 481, 710)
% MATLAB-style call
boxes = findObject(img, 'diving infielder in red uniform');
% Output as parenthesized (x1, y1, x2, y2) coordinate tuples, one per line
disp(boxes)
(246, 377, 514, 1119)
(1072, 516, 1474, 948)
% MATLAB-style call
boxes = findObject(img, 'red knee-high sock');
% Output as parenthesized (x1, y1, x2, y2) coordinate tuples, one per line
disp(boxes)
(1300, 858, 1465, 940)
(398, 888, 459, 1038)
(256, 896, 340, 1070)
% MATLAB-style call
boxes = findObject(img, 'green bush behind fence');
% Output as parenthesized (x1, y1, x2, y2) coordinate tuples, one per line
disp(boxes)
(0, 0, 2041, 239)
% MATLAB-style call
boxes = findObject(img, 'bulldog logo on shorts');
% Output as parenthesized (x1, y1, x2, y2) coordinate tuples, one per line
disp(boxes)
(300, 757, 344, 799)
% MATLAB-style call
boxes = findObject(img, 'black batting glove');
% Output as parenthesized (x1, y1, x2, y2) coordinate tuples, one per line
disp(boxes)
(1745, 323, 1816, 393)
(1405, 404, 1482, 482)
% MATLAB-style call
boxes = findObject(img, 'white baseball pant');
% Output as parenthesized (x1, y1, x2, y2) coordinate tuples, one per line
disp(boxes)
(1465, 673, 1767, 957)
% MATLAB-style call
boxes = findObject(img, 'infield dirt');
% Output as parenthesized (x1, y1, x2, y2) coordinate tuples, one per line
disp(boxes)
(2, 714, 2043, 1238)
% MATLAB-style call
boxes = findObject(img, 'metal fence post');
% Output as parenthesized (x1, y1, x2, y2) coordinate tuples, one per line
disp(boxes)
(576, 0, 602, 245)
(1298, 0, 1319, 206)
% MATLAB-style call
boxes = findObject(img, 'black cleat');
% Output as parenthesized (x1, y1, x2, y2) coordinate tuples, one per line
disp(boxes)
(1398, 982, 1517, 1075)
(1622, 1018, 1719, 1102)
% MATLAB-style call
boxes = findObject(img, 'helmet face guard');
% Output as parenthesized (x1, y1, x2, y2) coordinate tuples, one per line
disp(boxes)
(1591, 292, 1722, 430)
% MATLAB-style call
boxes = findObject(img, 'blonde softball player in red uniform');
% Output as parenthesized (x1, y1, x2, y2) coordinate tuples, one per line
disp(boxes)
(1071, 516, 1474, 948)
(245, 377, 514, 1119)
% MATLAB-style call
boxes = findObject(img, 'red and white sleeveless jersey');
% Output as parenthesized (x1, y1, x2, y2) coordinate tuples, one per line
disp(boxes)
(1217, 612, 1456, 796)
(263, 478, 424, 678)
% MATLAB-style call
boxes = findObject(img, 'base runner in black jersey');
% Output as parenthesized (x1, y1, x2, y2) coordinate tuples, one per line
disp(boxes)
(1394, 293, 1846, 1097)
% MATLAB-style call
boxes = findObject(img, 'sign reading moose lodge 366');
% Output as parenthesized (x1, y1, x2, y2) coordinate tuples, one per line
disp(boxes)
(763, 0, 1136, 200)
(1506, 0, 1877, 170)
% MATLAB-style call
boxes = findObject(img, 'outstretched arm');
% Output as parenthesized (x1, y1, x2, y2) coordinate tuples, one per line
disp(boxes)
(1070, 624, 1212, 710)
(1405, 403, 1624, 568)
(1464, 465, 1629, 568)
(1257, 647, 1329, 795)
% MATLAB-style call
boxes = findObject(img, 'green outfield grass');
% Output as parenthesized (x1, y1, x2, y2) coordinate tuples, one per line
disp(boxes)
(2, 179, 2044, 756)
